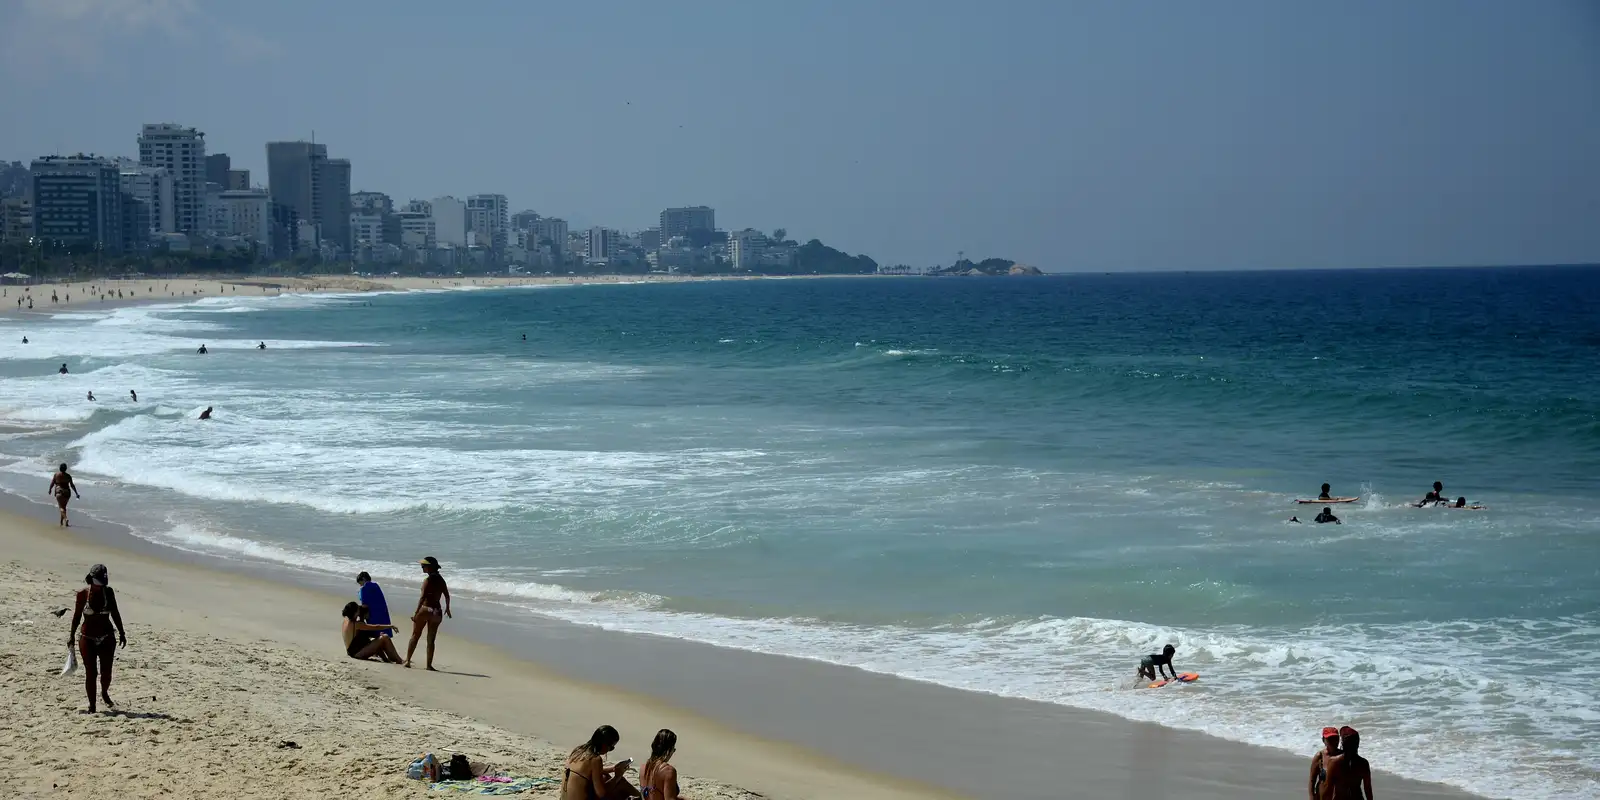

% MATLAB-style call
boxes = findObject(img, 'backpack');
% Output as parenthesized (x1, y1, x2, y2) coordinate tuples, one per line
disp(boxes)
(445, 753, 473, 781)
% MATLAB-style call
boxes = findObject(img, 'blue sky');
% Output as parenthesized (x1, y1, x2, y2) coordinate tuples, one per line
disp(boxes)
(2, 0, 1596, 270)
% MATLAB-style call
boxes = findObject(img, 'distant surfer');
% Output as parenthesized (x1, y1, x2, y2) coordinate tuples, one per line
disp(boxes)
(1318, 483, 1334, 501)
(48, 463, 81, 527)
(197, 344, 208, 354)
(86, 391, 95, 402)
(59, 363, 69, 374)
(521, 333, 526, 341)
(1314, 507, 1341, 525)
(1136, 644, 1178, 684)
(257, 341, 266, 350)
(1289, 516, 1302, 523)
(129, 389, 137, 402)
(1324, 726, 1373, 800)
(21, 336, 27, 344)
(1450, 497, 1486, 510)
(1309, 726, 1342, 800)
(1414, 481, 1445, 507)
(199, 406, 213, 420)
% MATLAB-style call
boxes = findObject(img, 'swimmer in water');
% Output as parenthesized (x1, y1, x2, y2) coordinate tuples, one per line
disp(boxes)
(59, 363, 69, 374)
(1289, 516, 1302, 523)
(129, 389, 137, 402)
(197, 344, 208, 354)
(1414, 481, 1445, 507)
(86, 391, 95, 402)
(199, 406, 213, 420)
(257, 342, 265, 350)
(21, 336, 27, 344)
(1318, 483, 1334, 501)
(1315, 507, 1341, 524)
(1450, 497, 1486, 510)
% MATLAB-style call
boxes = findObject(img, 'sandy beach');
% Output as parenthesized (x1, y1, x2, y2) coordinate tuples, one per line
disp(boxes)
(0, 505, 952, 800)
(0, 272, 859, 315)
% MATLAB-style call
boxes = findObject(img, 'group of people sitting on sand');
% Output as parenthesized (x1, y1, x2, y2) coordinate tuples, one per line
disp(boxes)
(339, 558, 452, 670)
(559, 725, 685, 800)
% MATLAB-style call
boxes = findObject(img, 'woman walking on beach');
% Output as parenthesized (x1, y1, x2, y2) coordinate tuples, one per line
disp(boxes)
(404, 556, 451, 670)
(641, 729, 682, 800)
(562, 725, 638, 799)
(48, 463, 81, 527)
(68, 564, 126, 713)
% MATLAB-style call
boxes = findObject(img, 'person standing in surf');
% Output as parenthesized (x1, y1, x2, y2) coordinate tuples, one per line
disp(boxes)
(48, 463, 81, 527)
(68, 564, 126, 713)
(404, 556, 451, 670)
(1309, 727, 1341, 800)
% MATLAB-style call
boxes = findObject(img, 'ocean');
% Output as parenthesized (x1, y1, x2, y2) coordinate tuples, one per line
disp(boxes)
(1, 268, 1596, 799)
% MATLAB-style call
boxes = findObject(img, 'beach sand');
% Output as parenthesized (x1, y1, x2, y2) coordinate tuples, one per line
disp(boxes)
(0, 272, 853, 315)
(0, 508, 951, 800)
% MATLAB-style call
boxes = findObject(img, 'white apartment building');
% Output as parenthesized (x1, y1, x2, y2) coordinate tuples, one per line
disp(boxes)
(532, 217, 568, 251)
(467, 193, 509, 249)
(398, 213, 436, 249)
(586, 227, 619, 263)
(350, 213, 385, 247)
(138, 123, 206, 234)
(117, 162, 176, 234)
(728, 228, 769, 270)
(218, 189, 272, 257)
(430, 196, 467, 247)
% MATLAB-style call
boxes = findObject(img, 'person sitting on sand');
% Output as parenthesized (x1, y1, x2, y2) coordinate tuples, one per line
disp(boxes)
(69, 564, 126, 713)
(355, 571, 392, 635)
(48, 463, 81, 527)
(1414, 481, 1445, 507)
(1315, 507, 1341, 525)
(1318, 483, 1334, 501)
(341, 602, 401, 662)
(641, 729, 682, 800)
(404, 556, 452, 670)
(562, 725, 638, 800)
(1450, 497, 1486, 510)
(1309, 726, 1341, 800)
(1324, 726, 1373, 799)
(199, 406, 213, 420)
(1136, 644, 1178, 683)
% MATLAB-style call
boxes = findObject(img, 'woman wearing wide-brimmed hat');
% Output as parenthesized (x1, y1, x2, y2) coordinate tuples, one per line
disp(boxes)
(404, 556, 451, 670)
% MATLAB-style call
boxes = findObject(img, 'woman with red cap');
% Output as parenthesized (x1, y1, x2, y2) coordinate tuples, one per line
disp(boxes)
(1308, 727, 1342, 800)
(1325, 726, 1373, 800)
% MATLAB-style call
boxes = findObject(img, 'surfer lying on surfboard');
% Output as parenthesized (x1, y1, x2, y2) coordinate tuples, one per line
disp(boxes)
(1136, 644, 1178, 684)
(1449, 497, 1486, 510)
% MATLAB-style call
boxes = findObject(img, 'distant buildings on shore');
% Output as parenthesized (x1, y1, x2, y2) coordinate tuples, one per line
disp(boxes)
(2, 125, 901, 276)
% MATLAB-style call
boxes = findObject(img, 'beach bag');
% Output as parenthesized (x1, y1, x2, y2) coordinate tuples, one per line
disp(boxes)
(445, 753, 472, 781)
(61, 645, 77, 677)
(407, 752, 439, 781)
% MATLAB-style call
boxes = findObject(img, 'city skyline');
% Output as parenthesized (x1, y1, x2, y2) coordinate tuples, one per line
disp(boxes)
(1, 1, 1598, 270)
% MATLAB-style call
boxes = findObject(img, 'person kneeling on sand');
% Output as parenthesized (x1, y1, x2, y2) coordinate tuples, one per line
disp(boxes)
(341, 602, 400, 662)
(563, 725, 638, 800)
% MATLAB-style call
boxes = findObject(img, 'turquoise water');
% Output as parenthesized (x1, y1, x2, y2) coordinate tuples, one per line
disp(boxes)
(2, 269, 1597, 798)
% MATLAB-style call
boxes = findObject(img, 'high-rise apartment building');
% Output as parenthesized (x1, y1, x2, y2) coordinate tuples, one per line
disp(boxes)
(321, 158, 351, 254)
(139, 124, 206, 234)
(659, 206, 715, 240)
(205, 153, 231, 187)
(511, 209, 541, 232)
(586, 227, 619, 263)
(467, 194, 509, 250)
(430, 196, 467, 247)
(351, 191, 393, 215)
(0, 197, 31, 244)
(532, 217, 568, 256)
(217, 189, 273, 257)
(30, 156, 124, 252)
(728, 228, 769, 270)
(117, 161, 176, 235)
(226, 169, 250, 190)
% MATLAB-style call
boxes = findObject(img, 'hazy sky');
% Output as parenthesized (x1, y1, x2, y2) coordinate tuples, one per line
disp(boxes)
(2, 0, 1597, 270)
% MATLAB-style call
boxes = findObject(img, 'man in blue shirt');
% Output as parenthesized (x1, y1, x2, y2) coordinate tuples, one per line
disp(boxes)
(355, 572, 392, 635)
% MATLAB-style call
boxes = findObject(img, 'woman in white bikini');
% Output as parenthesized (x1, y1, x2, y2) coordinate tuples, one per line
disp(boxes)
(68, 564, 126, 713)
(404, 556, 452, 670)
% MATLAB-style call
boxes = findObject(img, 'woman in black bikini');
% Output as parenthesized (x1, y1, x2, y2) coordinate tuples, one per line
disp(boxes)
(562, 725, 637, 800)
(68, 564, 126, 713)
(341, 602, 401, 662)
(404, 556, 452, 670)
(48, 463, 81, 527)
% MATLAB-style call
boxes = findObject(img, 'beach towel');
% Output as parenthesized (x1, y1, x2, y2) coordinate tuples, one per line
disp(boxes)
(61, 645, 77, 677)
(429, 776, 556, 795)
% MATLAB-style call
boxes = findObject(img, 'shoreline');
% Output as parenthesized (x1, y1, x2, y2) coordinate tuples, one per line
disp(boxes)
(0, 486, 1486, 800)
